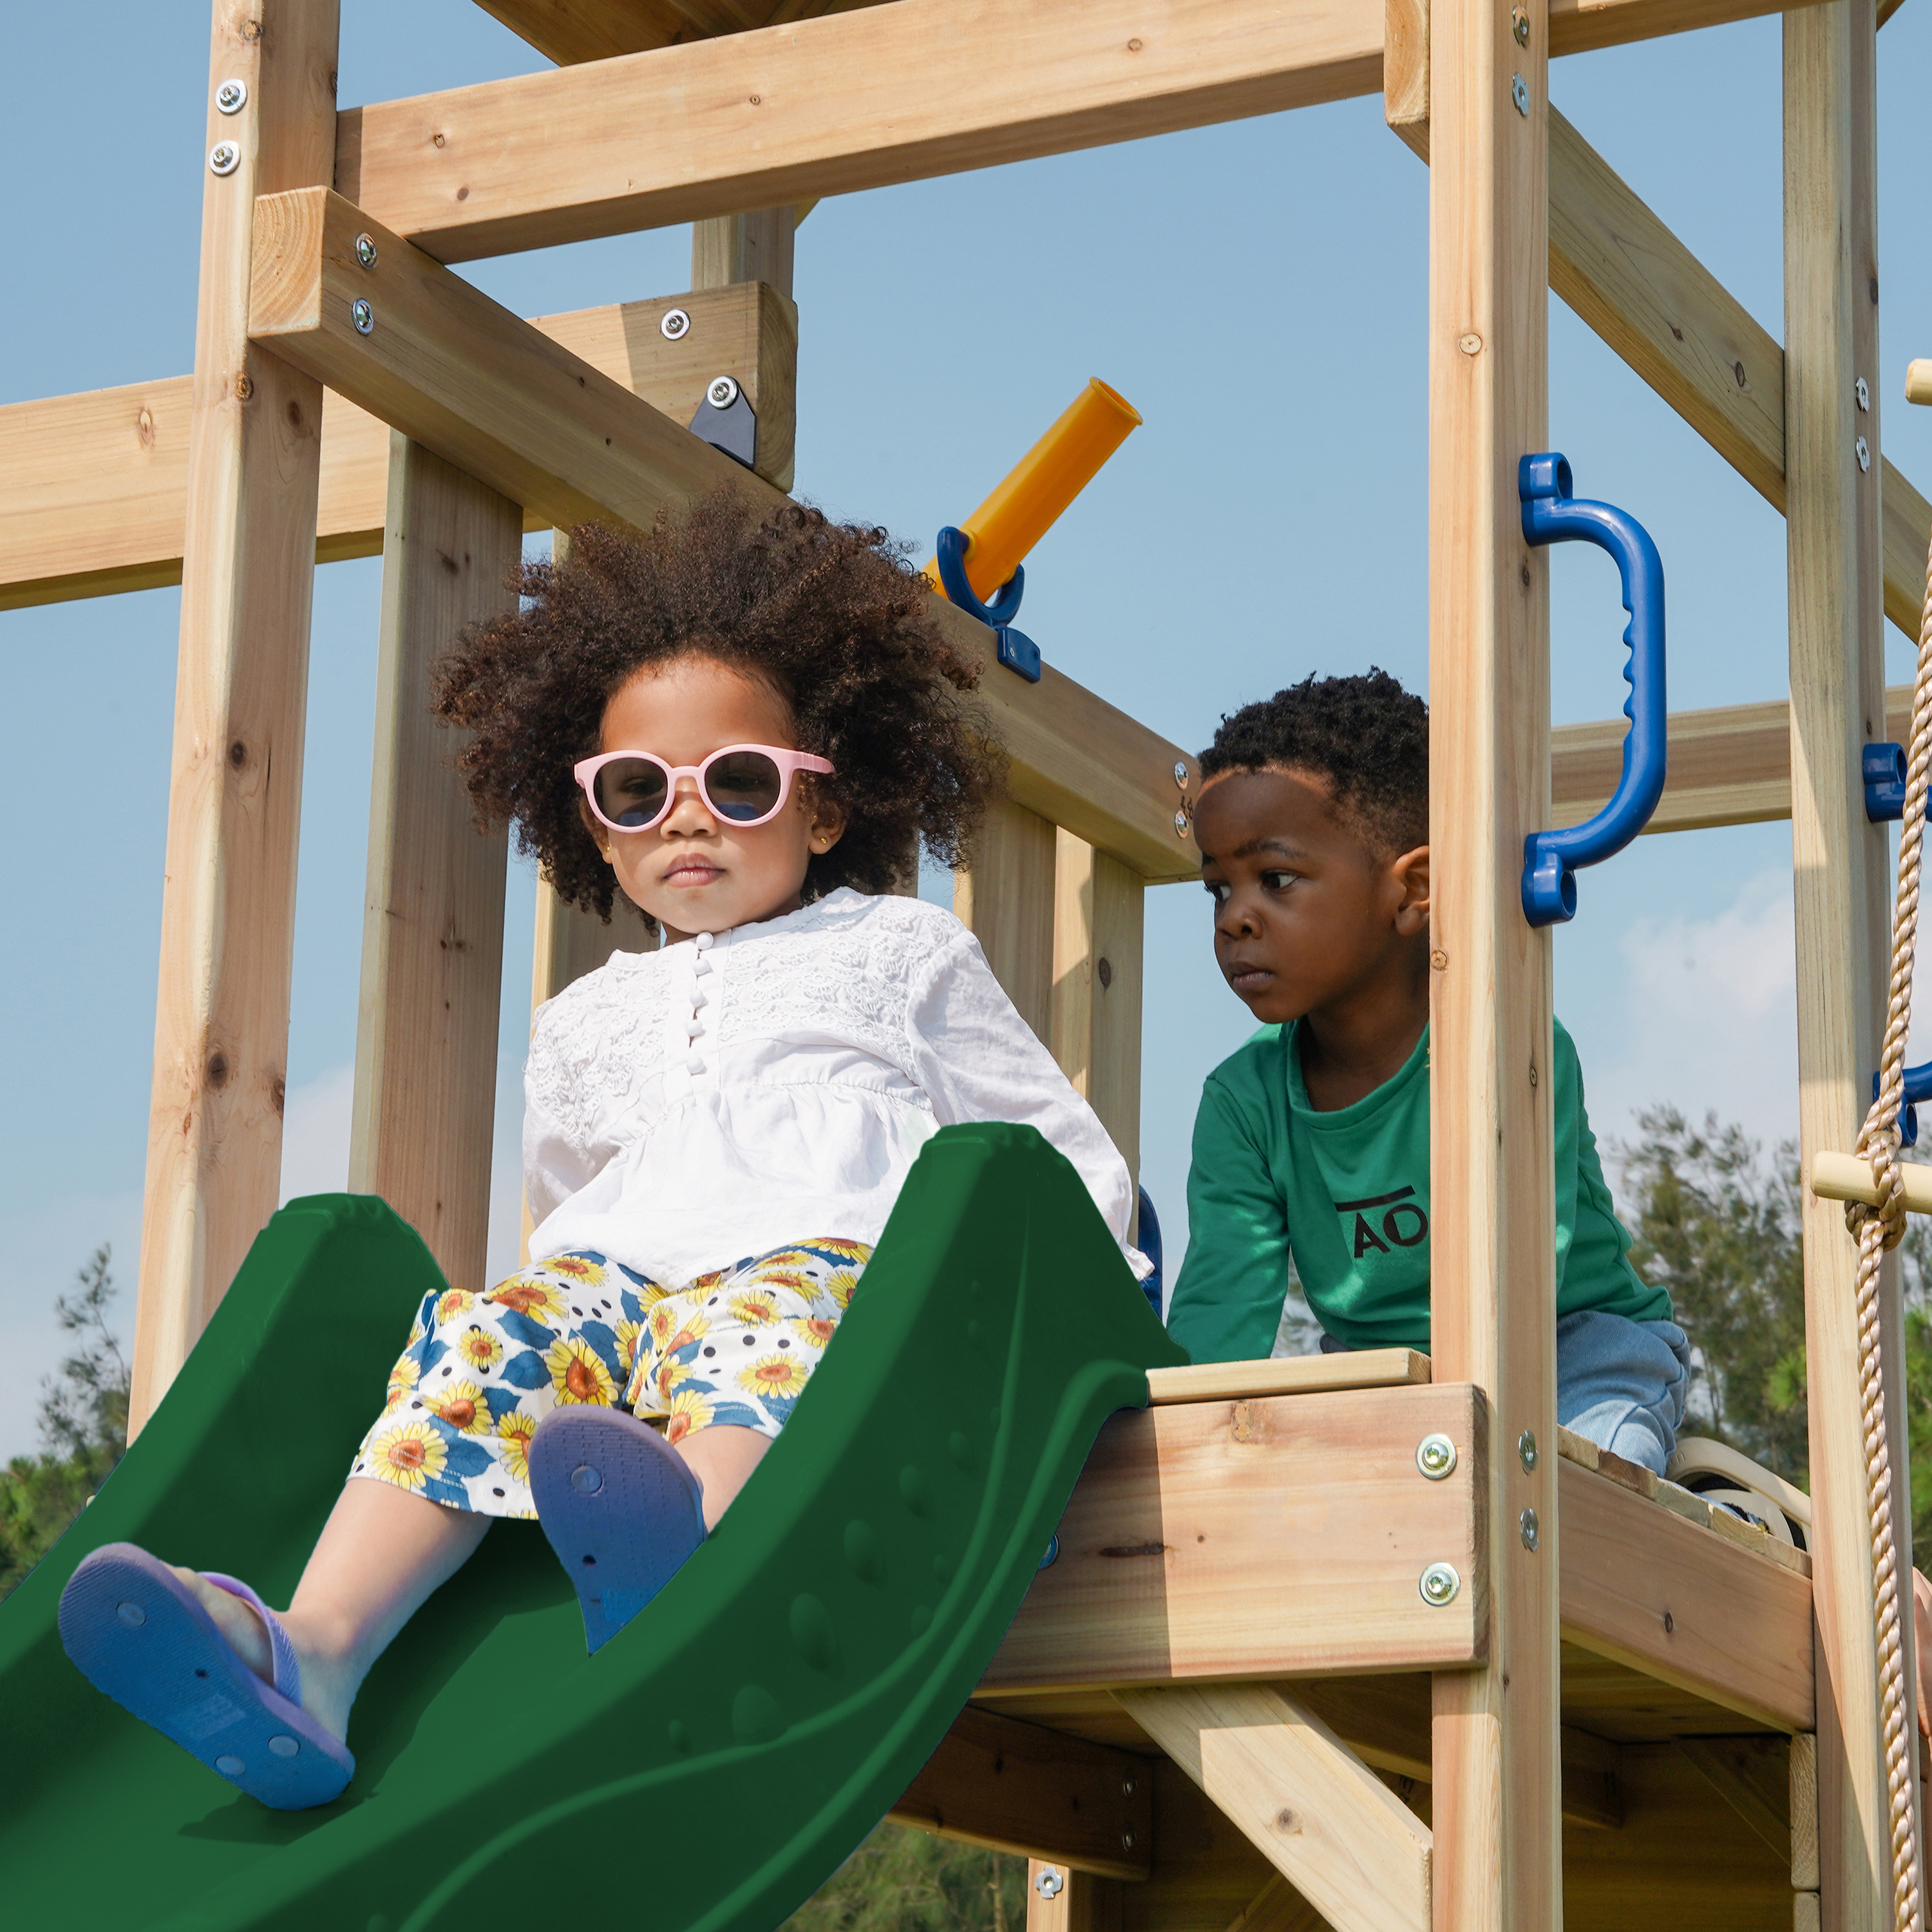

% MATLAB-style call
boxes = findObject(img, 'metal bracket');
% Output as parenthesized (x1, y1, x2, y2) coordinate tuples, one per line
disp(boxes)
(688, 374, 757, 471)
(934, 525, 1042, 682)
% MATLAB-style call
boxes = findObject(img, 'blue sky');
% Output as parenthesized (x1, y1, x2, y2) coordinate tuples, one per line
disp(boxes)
(3, 1, 1930, 1456)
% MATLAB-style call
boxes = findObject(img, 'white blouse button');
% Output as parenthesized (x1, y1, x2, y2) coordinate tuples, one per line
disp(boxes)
(686, 1018, 706, 1039)
(686, 1052, 706, 1074)
(694, 931, 715, 951)
(689, 989, 708, 1009)
(693, 956, 714, 978)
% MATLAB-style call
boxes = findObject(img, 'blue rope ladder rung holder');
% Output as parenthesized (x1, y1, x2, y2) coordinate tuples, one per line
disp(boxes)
(934, 526, 1042, 683)
(1519, 453, 1668, 927)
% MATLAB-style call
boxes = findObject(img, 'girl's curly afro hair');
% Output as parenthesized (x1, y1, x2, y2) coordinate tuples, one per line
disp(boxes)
(431, 490, 1005, 931)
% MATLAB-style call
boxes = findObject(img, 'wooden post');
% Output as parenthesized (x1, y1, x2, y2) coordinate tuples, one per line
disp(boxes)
(956, 797, 1057, 1043)
(1051, 828, 1146, 1183)
(692, 206, 795, 299)
(1425, 0, 1559, 1923)
(129, 0, 341, 1438)
(346, 436, 519, 1294)
(1784, 2, 1916, 1924)
(1028, 1862, 1124, 1932)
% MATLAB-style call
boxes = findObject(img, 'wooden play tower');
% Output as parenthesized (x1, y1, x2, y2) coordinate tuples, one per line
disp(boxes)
(5, 1, 1929, 1927)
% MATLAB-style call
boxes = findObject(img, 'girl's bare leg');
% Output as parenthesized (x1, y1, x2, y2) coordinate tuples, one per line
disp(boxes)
(674, 1422, 770, 1529)
(169, 1480, 490, 1745)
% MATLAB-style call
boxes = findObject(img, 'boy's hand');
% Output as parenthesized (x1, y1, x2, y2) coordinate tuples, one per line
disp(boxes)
(1917, 1567, 1932, 1740)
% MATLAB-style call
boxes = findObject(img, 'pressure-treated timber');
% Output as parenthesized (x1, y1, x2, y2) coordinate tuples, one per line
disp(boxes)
(1051, 829, 1148, 1187)
(1783, 4, 1916, 1925)
(346, 436, 518, 1296)
(336, 0, 1808, 265)
(246, 187, 1195, 884)
(1120, 1683, 1433, 1932)
(954, 799, 1059, 1044)
(0, 283, 797, 611)
(128, 1, 342, 1439)
(1144, 1349, 1432, 1405)
(1030, 1862, 1128, 1932)
(978, 1384, 1485, 1693)
(888, 1706, 1153, 1879)
(1425, 0, 1560, 1926)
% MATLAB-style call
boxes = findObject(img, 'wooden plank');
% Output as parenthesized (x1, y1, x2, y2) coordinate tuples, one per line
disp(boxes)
(1674, 1736, 1792, 1862)
(1144, 1350, 1431, 1405)
(337, 0, 1800, 264)
(1790, 1729, 1820, 1889)
(955, 797, 1059, 1043)
(127, 1, 342, 1439)
(1119, 1683, 1433, 1932)
(1051, 830, 1148, 1187)
(1030, 1863, 1126, 1932)
(1423, 0, 1560, 1922)
(1120, 1758, 1282, 1932)
(346, 436, 518, 1294)
(889, 1706, 1151, 1877)
(1783, 4, 1913, 1926)
(246, 186, 1195, 882)
(0, 283, 795, 611)
(978, 1385, 1484, 1693)
(1558, 1455, 1815, 1734)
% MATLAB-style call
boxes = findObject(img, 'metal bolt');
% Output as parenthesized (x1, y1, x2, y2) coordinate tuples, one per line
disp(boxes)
(354, 232, 378, 269)
(1034, 1869, 1065, 1900)
(1419, 1561, 1461, 1606)
(1520, 1506, 1540, 1551)
(660, 307, 692, 341)
(1518, 1428, 1538, 1472)
(1173, 808, 1190, 838)
(1511, 73, 1530, 116)
(351, 298, 374, 335)
(706, 375, 741, 409)
(1173, 760, 1189, 788)
(1416, 1433, 1458, 1480)
(1121, 1830, 1135, 1850)
(216, 78, 249, 114)
(1123, 1776, 1137, 1797)
(1856, 375, 1871, 412)
(209, 140, 241, 176)
(1857, 435, 1871, 473)
(1511, 6, 1530, 43)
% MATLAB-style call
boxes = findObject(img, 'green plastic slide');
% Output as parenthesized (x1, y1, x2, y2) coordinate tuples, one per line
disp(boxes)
(0, 1122, 1185, 1931)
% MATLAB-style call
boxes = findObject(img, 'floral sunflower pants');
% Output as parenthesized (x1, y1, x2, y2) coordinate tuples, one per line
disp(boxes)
(348, 1238, 870, 1518)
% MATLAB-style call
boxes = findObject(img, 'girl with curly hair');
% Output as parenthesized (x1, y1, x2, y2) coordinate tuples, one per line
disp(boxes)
(61, 491, 1146, 1810)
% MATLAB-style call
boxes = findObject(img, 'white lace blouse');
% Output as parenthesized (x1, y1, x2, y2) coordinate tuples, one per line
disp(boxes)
(524, 887, 1144, 1287)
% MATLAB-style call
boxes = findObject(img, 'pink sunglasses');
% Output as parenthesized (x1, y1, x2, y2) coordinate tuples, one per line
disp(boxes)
(574, 744, 835, 834)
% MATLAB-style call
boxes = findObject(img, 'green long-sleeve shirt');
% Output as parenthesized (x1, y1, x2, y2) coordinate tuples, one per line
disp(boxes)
(1166, 1018, 1668, 1361)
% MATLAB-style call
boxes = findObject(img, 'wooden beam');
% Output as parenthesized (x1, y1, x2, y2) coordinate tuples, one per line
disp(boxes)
(1424, 0, 1560, 1928)
(1673, 1737, 1793, 1862)
(956, 799, 1059, 1043)
(1050, 830, 1148, 1186)
(1144, 1349, 1432, 1405)
(338, 0, 1803, 265)
(127, 1, 342, 1439)
(1785, 6, 1918, 1924)
(0, 283, 796, 611)
(1030, 1862, 1127, 1932)
(1118, 1683, 1433, 1932)
(979, 1385, 1486, 1693)
(889, 1705, 1153, 1878)
(246, 187, 1195, 883)
(346, 435, 518, 1294)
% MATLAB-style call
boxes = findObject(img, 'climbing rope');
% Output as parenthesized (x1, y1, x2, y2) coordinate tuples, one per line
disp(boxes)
(1843, 514, 1932, 1932)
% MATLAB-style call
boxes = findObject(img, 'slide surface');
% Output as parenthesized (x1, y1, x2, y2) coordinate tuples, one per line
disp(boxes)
(0, 1122, 1184, 1931)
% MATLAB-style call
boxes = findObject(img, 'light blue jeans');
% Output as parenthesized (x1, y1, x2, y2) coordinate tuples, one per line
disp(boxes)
(1321, 1309, 1690, 1474)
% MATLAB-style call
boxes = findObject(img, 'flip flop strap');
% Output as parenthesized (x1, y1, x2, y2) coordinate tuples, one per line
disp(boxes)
(203, 1573, 302, 1705)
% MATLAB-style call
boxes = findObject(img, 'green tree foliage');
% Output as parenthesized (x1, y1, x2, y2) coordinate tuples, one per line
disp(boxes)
(783, 1824, 1029, 1932)
(0, 1246, 129, 1598)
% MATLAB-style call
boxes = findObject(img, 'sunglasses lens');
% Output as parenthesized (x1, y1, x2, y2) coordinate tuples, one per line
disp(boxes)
(704, 751, 785, 822)
(593, 757, 668, 828)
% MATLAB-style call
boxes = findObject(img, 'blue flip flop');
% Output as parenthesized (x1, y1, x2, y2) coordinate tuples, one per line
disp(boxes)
(57, 1543, 354, 1810)
(529, 1408, 707, 1653)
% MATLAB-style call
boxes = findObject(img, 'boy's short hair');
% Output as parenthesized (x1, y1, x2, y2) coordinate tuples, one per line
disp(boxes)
(1199, 668, 1428, 855)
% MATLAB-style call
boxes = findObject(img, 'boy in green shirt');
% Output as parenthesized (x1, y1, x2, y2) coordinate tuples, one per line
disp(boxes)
(1166, 670, 1689, 1472)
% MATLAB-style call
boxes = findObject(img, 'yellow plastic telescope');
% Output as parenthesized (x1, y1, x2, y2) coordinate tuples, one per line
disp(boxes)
(925, 378, 1142, 605)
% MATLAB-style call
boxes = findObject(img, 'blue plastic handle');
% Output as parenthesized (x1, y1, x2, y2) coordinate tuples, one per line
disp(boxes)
(1519, 454, 1668, 927)
(935, 526, 1025, 628)
(1872, 1063, 1932, 1149)
(1864, 741, 1908, 822)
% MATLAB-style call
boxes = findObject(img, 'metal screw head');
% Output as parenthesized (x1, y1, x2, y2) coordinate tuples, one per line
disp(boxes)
(1857, 435, 1872, 473)
(1121, 1830, 1135, 1850)
(705, 375, 741, 409)
(1173, 760, 1189, 788)
(1518, 1428, 1538, 1472)
(1173, 808, 1190, 838)
(1511, 6, 1530, 43)
(216, 78, 249, 114)
(350, 298, 375, 335)
(1122, 1776, 1137, 1797)
(1419, 1561, 1461, 1606)
(209, 140, 241, 176)
(354, 232, 378, 269)
(660, 307, 692, 341)
(1034, 1869, 1065, 1900)
(1856, 375, 1871, 412)
(1416, 1433, 1458, 1480)
(1520, 1506, 1540, 1551)
(1511, 73, 1530, 116)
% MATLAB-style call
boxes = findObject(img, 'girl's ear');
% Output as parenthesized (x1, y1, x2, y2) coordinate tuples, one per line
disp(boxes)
(578, 794, 615, 862)
(806, 788, 848, 857)
(1390, 842, 1430, 936)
